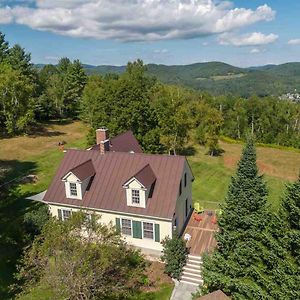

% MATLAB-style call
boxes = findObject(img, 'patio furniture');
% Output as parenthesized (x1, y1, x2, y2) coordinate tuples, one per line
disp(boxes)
(184, 233, 191, 242)
(194, 213, 203, 222)
(194, 203, 204, 214)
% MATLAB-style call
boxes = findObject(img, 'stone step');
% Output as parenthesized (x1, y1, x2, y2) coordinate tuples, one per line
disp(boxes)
(187, 259, 202, 266)
(184, 263, 201, 271)
(188, 254, 202, 261)
(182, 270, 202, 278)
(184, 266, 201, 273)
(180, 280, 199, 286)
(181, 274, 203, 285)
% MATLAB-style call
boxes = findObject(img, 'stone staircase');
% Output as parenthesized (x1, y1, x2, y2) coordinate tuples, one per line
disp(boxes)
(180, 254, 203, 286)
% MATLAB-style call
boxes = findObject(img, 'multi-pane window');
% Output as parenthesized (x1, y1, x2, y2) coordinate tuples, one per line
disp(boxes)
(179, 180, 182, 196)
(121, 219, 132, 236)
(184, 173, 187, 187)
(131, 189, 140, 204)
(70, 182, 77, 196)
(63, 209, 71, 220)
(143, 222, 154, 239)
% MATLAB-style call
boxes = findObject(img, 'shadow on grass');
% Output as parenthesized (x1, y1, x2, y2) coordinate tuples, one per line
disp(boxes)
(179, 146, 196, 156)
(0, 160, 38, 299)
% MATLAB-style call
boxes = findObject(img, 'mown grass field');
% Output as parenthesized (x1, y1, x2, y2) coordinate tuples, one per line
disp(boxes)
(189, 140, 300, 210)
(0, 120, 299, 299)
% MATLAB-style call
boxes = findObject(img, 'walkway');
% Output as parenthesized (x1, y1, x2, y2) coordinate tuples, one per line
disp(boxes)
(170, 280, 198, 300)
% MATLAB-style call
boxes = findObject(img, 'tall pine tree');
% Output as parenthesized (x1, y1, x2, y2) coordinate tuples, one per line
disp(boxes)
(281, 177, 300, 287)
(201, 139, 297, 299)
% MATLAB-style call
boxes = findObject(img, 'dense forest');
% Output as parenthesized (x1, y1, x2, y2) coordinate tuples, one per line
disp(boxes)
(1, 32, 299, 152)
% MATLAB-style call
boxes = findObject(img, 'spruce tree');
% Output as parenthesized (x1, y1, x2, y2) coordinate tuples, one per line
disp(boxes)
(201, 139, 296, 299)
(281, 177, 300, 291)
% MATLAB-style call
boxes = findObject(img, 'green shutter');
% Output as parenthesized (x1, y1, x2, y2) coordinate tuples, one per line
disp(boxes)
(57, 209, 62, 221)
(115, 218, 121, 233)
(132, 221, 142, 239)
(91, 214, 96, 230)
(155, 224, 160, 242)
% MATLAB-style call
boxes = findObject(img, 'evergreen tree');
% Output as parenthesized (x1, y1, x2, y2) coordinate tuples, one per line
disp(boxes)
(7, 44, 33, 77)
(0, 31, 9, 62)
(201, 139, 297, 299)
(281, 177, 300, 268)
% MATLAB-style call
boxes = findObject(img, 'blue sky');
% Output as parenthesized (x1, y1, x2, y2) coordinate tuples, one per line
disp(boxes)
(0, 0, 300, 67)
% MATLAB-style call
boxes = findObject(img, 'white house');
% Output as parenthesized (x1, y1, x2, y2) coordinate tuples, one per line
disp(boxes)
(40, 128, 194, 256)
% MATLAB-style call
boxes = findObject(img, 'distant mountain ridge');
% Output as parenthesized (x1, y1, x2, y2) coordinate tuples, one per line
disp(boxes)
(36, 61, 300, 97)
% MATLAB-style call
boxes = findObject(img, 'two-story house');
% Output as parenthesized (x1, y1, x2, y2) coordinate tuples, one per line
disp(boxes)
(39, 128, 194, 256)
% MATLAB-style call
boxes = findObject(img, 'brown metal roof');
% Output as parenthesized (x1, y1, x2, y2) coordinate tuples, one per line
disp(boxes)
(43, 150, 187, 219)
(63, 159, 95, 182)
(198, 290, 230, 300)
(91, 130, 143, 153)
(125, 164, 156, 189)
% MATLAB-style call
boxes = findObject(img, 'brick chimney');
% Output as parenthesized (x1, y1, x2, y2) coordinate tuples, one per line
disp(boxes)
(96, 127, 109, 144)
(100, 140, 110, 154)
(96, 128, 110, 154)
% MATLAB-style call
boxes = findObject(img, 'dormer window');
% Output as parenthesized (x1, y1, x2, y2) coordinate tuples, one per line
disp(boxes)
(61, 159, 95, 200)
(123, 164, 156, 209)
(70, 183, 77, 196)
(132, 189, 140, 204)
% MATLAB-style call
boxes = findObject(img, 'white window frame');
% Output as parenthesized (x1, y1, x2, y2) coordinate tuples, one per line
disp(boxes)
(62, 209, 72, 221)
(69, 182, 77, 196)
(121, 218, 132, 236)
(131, 189, 140, 204)
(142, 221, 154, 240)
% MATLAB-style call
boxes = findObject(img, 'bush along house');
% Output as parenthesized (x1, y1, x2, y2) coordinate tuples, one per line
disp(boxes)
(38, 128, 194, 257)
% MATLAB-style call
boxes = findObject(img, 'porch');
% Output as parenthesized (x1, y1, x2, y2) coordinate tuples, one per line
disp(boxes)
(182, 210, 218, 257)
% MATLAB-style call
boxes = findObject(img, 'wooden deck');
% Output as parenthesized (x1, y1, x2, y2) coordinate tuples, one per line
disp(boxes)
(183, 210, 218, 256)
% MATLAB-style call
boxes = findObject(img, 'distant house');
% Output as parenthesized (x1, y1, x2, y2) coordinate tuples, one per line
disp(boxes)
(39, 128, 194, 256)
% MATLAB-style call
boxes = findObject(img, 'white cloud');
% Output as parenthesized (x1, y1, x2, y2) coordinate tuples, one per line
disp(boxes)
(44, 55, 59, 61)
(250, 48, 260, 54)
(0, 1, 276, 42)
(219, 32, 278, 46)
(153, 49, 169, 54)
(288, 39, 300, 45)
(0, 6, 13, 24)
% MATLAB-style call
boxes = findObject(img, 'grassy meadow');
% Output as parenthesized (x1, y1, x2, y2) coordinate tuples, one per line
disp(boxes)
(0, 120, 299, 299)
(189, 140, 300, 210)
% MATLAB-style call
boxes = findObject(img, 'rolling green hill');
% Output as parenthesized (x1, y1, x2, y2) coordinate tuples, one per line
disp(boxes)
(81, 61, 300, 97)
(35, 61, 300, 97)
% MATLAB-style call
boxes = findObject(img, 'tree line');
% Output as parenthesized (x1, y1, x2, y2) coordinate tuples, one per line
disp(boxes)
(0, 32, 299, 151)
(0, 32, 86, 135)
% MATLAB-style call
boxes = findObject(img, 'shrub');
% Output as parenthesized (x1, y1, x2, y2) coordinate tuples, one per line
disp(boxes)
(161, 232, 188, 279)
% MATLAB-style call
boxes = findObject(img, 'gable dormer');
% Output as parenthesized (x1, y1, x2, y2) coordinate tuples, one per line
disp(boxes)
(61, 159, 95, 200)
(123, 164, 156, 208)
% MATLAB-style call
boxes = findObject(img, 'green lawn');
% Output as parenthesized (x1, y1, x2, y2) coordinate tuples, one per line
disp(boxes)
(189, 141, 299, 210)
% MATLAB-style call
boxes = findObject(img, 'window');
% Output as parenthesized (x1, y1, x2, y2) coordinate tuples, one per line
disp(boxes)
(70, 182, 77, 196)
(131, 189, 140, 204)
(121, 219, 132, 236)
(143, 222, 154, 239)
(184, 173, 187, 187)
(63, 209, 71, 220)
(185, 198, 188, 217)
(179, 180, 182, 196)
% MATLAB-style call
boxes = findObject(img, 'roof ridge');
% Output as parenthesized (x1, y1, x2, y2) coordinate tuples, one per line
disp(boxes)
(66, 148, 186, 160)
(110, 130, 133, 141)
(69, 158, 93, 172)
(132, 163, 153, 178)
